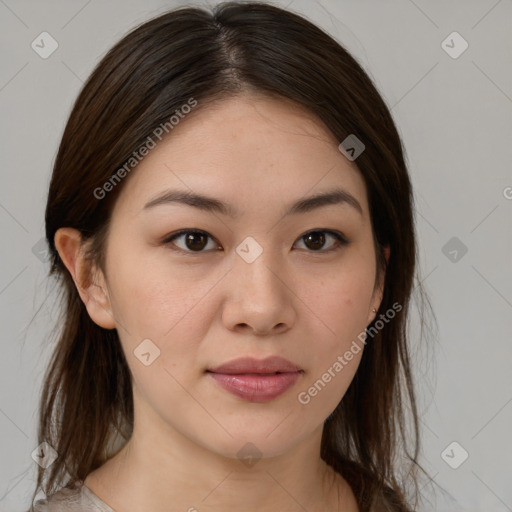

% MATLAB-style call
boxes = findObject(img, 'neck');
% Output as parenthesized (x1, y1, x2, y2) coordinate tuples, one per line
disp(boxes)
(85, 390, 357, 512)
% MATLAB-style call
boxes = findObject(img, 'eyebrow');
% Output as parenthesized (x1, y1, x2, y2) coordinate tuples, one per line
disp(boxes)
(143, 187, 363, 217)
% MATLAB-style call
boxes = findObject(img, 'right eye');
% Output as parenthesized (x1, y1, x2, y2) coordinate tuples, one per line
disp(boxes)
(162, 229, 221, 253)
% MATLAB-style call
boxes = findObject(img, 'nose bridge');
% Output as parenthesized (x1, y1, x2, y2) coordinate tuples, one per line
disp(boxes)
(233, 235, 284, 297)
(221, 235, 295, 334)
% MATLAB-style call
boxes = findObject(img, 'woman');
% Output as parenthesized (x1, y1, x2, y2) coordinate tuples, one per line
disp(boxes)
(28, 2, 432, 511)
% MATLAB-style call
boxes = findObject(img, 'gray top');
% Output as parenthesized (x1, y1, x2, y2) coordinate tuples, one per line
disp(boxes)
(30, 481, 115, 512)
(29, 479, 396, 511)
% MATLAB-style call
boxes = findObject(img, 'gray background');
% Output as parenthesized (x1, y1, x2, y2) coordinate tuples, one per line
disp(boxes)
(0, 0, 511, 511)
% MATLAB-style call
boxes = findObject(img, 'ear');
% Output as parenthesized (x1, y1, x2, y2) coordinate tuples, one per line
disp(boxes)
(367, 244, 390, 324)
(54, 227, 116, 330)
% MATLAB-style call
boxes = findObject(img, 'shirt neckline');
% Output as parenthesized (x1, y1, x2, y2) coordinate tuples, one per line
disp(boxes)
(79, 481, 117, 512)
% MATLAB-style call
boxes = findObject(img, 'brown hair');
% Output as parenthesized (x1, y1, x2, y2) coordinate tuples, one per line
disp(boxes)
(32, 2, 435, 510)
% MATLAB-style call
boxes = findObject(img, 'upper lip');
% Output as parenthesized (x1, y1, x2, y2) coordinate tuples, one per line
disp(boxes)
(207, 356, 302, 374)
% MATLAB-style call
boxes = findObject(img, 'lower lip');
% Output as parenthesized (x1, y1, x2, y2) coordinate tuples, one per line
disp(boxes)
(207, 371, 302, 402)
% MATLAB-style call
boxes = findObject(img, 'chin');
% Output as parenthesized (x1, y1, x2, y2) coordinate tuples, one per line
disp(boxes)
(193, 422, 311, 463)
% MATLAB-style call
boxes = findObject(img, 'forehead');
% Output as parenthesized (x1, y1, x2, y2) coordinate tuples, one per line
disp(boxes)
(111, 93, 369, 219)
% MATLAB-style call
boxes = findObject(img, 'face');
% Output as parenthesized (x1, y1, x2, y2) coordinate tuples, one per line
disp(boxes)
(87, 94, 384, 459)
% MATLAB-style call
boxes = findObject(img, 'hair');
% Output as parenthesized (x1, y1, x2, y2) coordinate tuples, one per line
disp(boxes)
(31, 2, 435, 510)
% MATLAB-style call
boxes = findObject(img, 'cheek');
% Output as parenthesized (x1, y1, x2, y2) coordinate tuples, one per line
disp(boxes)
(296, 273, 371, 414)
(106, 242, 209, 338)
(299, 257, 376, 342)
(106, 243, 233, 367)
(107, 259, 210, 404)
(295, 251, 375, 403)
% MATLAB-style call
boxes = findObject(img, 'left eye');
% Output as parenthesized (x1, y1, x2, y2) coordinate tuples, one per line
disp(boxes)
(294, 230, 348, 252)
(163, 229, 348, 253)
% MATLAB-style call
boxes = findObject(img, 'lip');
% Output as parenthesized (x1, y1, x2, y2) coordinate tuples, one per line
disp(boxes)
(206, 356, 303, 402)
(208, 356, 302, 374)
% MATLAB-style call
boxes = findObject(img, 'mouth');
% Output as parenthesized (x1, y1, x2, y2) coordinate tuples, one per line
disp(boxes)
(206, 356, 304, 402)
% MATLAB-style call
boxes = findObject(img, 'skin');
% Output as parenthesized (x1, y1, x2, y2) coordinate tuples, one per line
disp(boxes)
(55, 93, 389, 512)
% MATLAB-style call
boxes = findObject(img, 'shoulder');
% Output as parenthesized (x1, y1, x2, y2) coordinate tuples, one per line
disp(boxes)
(28, 480, 114, 512)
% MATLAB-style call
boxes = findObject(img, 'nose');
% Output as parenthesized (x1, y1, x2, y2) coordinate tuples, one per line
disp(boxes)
(221, 249, 296, 337)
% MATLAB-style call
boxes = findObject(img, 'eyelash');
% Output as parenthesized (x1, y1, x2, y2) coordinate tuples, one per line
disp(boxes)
(162, 229, 349, 255)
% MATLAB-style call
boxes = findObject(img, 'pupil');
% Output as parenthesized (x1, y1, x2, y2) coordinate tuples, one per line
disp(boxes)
(186, 232, 207, 251)
(305, 231, 325, 250)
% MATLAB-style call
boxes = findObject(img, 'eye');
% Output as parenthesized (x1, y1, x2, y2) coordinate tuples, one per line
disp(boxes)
(294, 230, 348, 252)
(163, 229, 220, 253)
(163, 229, 348, 254)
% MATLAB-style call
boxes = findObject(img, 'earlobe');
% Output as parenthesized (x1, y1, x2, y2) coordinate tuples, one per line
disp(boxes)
(54, 227, 116, 330)
(384, 245, 390, 264)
